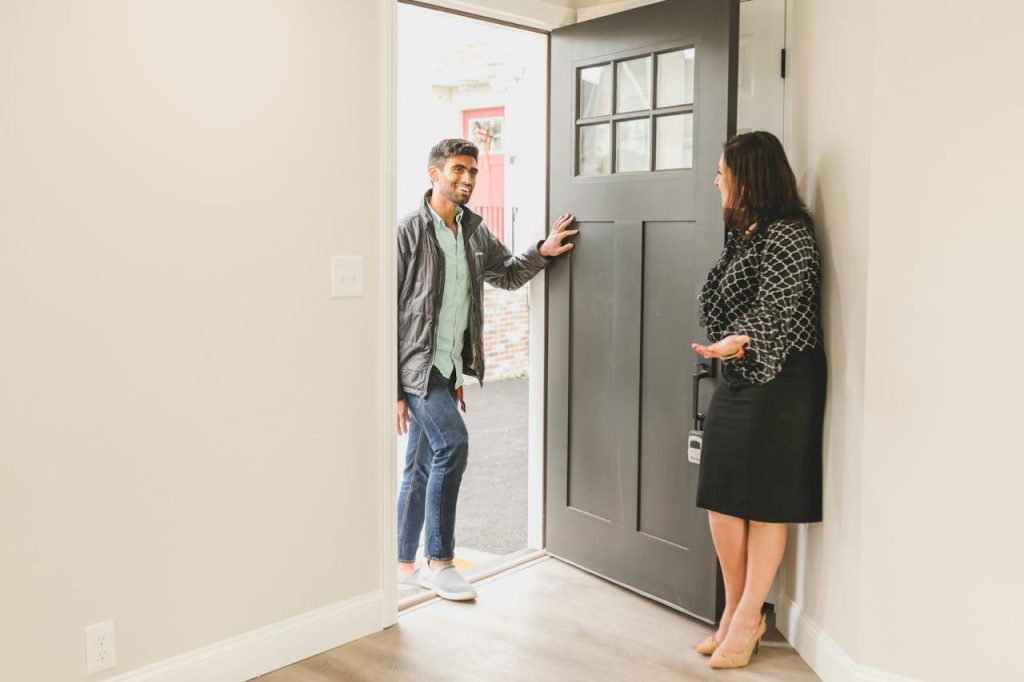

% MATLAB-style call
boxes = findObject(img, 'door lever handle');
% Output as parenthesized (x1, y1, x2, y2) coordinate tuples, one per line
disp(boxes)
(692, 361, 714, 431)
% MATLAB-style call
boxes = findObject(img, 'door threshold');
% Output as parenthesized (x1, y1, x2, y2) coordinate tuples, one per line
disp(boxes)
(398, 548, 549, 612)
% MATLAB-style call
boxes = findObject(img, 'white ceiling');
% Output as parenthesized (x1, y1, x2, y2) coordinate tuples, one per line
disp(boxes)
(549, 0, 651, 7)
(408, 1, 666, 32)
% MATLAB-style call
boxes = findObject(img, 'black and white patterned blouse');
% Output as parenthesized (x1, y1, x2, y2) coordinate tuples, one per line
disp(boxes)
(699, 219, 823, 384)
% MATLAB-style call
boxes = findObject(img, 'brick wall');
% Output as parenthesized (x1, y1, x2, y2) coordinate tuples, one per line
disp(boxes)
(480, 284, 530, 381)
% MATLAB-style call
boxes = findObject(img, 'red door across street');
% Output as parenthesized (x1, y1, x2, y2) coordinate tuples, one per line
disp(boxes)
(464, 107, 505, 243)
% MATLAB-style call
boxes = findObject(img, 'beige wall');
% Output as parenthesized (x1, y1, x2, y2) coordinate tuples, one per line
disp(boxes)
(0, 2, 385, 680)
(781, 0, 874, 666)
(859, 1, 1024, 679)
(785, 0, 1024, 679)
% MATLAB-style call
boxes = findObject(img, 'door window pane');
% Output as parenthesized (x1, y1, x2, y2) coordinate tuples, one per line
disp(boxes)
(656, 48, 695, 108)
(616, 119, 651, 173)
(655, 113, 693, 170)
(579, 64, 612, 118)
(616, 56, 652, 113)
(579, 124, 611, 176)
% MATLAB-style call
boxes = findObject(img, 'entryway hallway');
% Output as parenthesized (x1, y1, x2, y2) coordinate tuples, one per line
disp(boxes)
(258, 558, 819, 681)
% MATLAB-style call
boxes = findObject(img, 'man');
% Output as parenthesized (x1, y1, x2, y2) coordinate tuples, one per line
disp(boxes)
(396, 138, 576, 600)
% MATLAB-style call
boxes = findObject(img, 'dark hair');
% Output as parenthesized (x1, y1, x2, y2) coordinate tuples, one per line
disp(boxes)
(722, 131, 812, 235)
(428, 138, 479, 169)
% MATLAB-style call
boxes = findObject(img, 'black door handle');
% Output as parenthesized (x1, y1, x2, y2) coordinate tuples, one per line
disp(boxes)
(692, 361, 714, 431)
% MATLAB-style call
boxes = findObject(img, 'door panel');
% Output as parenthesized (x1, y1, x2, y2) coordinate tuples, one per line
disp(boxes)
(639, 220, 699, 548)
(567, 220, 642, 525)
(546, 0, 738, 622)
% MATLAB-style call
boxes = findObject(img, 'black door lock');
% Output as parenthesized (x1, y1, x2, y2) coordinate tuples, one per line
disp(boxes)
(688, 361, 713, 464)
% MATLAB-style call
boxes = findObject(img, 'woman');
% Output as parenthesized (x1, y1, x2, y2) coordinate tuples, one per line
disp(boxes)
(690, 131, 826, 670)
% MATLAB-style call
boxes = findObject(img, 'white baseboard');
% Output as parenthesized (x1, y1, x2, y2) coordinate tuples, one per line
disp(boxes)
(106, 590, 384, 682)
(777, 595, 919, 682)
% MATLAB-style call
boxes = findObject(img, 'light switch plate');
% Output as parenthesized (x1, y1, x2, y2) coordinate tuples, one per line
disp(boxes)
(331, 255, 363, 298)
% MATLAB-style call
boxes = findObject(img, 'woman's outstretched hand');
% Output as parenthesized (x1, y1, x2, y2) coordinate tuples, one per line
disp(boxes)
(691, 334, 751, 359)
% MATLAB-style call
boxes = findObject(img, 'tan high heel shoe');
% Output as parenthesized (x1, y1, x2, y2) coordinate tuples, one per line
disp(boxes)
(695, 635, 720, 655)
(708, 614, 767, 669)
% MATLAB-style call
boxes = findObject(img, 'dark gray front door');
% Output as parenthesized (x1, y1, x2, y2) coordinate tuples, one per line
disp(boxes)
(545, 0, 738, 622)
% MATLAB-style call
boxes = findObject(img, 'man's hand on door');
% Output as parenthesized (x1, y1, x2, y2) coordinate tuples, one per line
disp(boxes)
(540, 214, 578, 258)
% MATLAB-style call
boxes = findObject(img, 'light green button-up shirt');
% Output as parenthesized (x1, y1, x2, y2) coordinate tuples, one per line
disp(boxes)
(427, 204, 472, 389)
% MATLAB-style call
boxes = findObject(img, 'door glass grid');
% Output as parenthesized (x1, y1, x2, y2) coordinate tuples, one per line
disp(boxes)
(579, 64, 612, 118)
(576, 47, 695, 176)
(578, 123, 611, 176)
(616, 119, 650, 173)
(616, 57, 652, 113)
(655, 113, 693, 170)
(657, 48, 695, 107)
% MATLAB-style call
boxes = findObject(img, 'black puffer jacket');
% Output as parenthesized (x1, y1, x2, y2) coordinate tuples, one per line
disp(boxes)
(397, 191, 549, 399)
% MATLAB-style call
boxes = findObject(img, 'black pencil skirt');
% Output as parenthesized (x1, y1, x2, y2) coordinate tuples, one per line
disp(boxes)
(696, 347, 827, 523)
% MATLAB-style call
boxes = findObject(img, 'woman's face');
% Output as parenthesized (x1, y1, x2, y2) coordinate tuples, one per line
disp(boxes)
(714, 153, 733, 208)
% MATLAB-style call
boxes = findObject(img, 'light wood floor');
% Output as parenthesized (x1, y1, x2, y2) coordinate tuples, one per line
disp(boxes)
(258, 558, 820, 682)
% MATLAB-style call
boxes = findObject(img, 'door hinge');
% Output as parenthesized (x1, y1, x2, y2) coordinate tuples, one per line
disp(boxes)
(781, 48, 787, 79)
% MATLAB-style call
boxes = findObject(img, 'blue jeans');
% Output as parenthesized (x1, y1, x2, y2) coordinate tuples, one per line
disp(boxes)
(397, 367, 469, 563)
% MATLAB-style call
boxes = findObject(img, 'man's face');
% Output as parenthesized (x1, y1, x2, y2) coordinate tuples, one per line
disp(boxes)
(429, 155, 478, 205)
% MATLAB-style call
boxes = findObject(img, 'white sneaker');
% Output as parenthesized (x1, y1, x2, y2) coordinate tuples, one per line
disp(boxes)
(397, 569, 420, 587)
(417, 565, 477, 601)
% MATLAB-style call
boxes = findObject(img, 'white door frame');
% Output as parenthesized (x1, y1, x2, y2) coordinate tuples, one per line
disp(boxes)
(377, 1, 553, 628)
(378, 0, 399, 629)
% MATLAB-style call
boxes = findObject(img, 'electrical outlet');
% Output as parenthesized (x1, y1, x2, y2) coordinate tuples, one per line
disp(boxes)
(85, 620, 116, 674)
